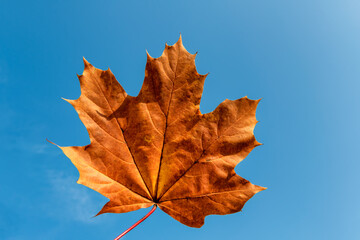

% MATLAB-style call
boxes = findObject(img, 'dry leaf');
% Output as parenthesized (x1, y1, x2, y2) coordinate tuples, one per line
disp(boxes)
(56, 36, 265, 227)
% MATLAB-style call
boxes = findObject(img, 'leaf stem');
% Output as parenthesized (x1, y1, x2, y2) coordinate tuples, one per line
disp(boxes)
(114, 204, 157, 240)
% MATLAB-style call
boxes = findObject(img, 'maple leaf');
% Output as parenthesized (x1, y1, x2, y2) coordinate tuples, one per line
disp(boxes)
(56, 36, 265, 228)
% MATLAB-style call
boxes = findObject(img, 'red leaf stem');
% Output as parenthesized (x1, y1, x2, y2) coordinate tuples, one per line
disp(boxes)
(114, 204, 157, 240)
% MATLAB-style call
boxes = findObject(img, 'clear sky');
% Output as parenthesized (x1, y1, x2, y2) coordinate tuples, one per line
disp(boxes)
(1, 0, 360, 239)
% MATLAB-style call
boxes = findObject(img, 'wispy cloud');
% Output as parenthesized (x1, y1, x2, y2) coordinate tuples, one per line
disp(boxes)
(0, 101, 54, 157)
(46, 170, 104, 223)
(1, 135, 55, 155)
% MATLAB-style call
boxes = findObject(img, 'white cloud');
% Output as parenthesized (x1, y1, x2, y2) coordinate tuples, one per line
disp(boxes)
(46, 170, 104, 223)
(0, 135, 54, 155)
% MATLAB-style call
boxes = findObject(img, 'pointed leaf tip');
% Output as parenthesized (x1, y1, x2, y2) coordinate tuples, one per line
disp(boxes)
(175, 34, 183, 46)
(61, 97, 75, 105)
(82, 57, 92, 68)
(146, 49, 153, 60)
(46, 138, 60, 148)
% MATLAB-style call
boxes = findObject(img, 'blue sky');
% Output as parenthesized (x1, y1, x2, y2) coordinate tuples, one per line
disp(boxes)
(1, 0, 360, 239)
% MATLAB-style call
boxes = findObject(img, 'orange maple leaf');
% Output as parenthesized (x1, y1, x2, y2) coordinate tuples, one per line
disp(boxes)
(55, 36, 265, 228)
